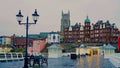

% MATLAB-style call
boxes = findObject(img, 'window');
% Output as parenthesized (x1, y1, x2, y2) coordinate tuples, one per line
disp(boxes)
(80, 32, 83, 34)
(53, 35, 56, 40)
(68, 36, 72, 38)
(65, 32, 67, 34)
(74, 32, 77, 34)
(58, 36, 59, 40)
(97, 30, 98, 33)
(69, 32, 72, 34)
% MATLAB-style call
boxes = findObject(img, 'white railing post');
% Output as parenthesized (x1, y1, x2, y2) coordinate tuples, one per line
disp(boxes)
(4, 52, 7, 62)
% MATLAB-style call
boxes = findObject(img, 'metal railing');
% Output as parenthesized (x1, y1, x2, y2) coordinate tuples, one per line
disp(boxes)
(0, 52, 24, 62)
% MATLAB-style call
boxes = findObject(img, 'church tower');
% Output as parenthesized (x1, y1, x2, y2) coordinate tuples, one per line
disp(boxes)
(61, 11, 70, 34)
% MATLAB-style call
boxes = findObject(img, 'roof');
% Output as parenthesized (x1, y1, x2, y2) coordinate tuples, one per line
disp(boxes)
(105, 20, 110, 24)
(110, 23, 115, 28)
(102, 43, 116, 49)
(96, 20, 103, 24)
(91, 25, 94, 30)
(0, 36, 11, 38)
(47, 44, 61, 49)
(80, 26, 84, 30)
(29, 34, 40, 36)
(85, 16, 90, 23)
(69, 26, 72, 31)
(79, 44, 85, 48)
(28, 34, 41, 38)
(49, 32, 59, 34)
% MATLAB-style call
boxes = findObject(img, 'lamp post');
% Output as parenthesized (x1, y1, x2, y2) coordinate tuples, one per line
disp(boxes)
(16, 9, 39, 68)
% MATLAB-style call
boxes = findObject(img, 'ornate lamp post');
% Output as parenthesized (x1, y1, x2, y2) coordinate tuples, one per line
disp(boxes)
(16, 9, 39, 68)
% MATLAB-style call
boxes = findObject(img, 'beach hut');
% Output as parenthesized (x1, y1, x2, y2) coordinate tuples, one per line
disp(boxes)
(76, 44, 87, 56)
(48, 44, 62, 58)
(102, 43, 116, 55)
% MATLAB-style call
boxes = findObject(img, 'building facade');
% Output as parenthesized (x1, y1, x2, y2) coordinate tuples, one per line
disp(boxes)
(64, 16, 119, 43)
(11, 35, 33, 48)
(47, 32, 60, 44)
(0, 36, 11, 45)
(47, 44, 62, 58)
(28, 39, 46, 55)
(61, 11, 70, 34)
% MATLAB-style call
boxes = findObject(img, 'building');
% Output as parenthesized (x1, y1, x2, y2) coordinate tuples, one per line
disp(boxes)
(76, 44, 101, 56)
(76, 44, 87, 56)
(64, 16, 119, 43)
(47, 32, 60, 44)
(101, 43, 116, 55)
(61, 11, 70, 34)
(39, 32, 50, 39)
(29, 32, 50, 43)
(28, 39, 46, 55)
(11, 33, 47, 48)
(28, 32, 50, 39)
(11, 36, 33, 48)
(28, 34, 41, 38)
(0, 47, 12, 52)
(47, 44, 62, 58)
(0, 36, 11, 45)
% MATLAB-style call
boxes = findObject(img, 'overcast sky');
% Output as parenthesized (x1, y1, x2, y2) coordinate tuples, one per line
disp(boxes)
(0, 0, 120, 36)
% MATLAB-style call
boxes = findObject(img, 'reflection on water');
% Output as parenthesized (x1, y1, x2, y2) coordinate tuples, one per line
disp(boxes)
(76, 55, 101, 68)
(87, 56, 92, 68)
(47, 57, 76, 68)
(0, 55, 116, 68)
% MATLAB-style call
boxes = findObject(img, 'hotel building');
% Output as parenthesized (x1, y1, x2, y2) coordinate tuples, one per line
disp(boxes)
(63, 16, 119, 43)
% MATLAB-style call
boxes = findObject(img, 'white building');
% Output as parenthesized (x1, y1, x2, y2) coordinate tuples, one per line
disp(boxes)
(47, 44, 62, 58)
(47, 32, 60, 44)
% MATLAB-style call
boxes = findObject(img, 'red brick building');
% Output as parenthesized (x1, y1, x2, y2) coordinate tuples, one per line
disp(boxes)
(11, 36, 33, 48)
(11, 34, 46, 48)
(11, 34, 35, 48)
(64, 16, 120, 43)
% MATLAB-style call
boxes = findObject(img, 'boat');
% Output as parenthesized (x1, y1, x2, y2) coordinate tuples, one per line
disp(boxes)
(0, 52, 24, 62)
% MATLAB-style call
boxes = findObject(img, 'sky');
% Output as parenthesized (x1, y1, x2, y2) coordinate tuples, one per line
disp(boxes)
(0, 0, 120, 36)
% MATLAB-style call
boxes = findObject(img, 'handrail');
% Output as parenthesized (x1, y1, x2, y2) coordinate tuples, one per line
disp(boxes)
(0, 52, 24, 61)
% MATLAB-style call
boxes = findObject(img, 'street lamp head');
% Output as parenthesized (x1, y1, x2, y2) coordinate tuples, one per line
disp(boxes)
(16, 10, 24, 23)
(32, 9, 39, 23)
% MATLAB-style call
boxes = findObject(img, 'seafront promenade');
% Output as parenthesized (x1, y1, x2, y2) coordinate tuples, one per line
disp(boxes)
(0, 55, 119, 68)
(104, 53, 120, 68)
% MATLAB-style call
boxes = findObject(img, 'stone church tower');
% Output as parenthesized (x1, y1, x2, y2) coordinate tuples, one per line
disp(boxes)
(61, 11, 70, 34)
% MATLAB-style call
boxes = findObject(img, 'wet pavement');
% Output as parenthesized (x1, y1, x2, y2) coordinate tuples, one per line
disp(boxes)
(76, 55, 116, 68)
(0, 55, 116, 68)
